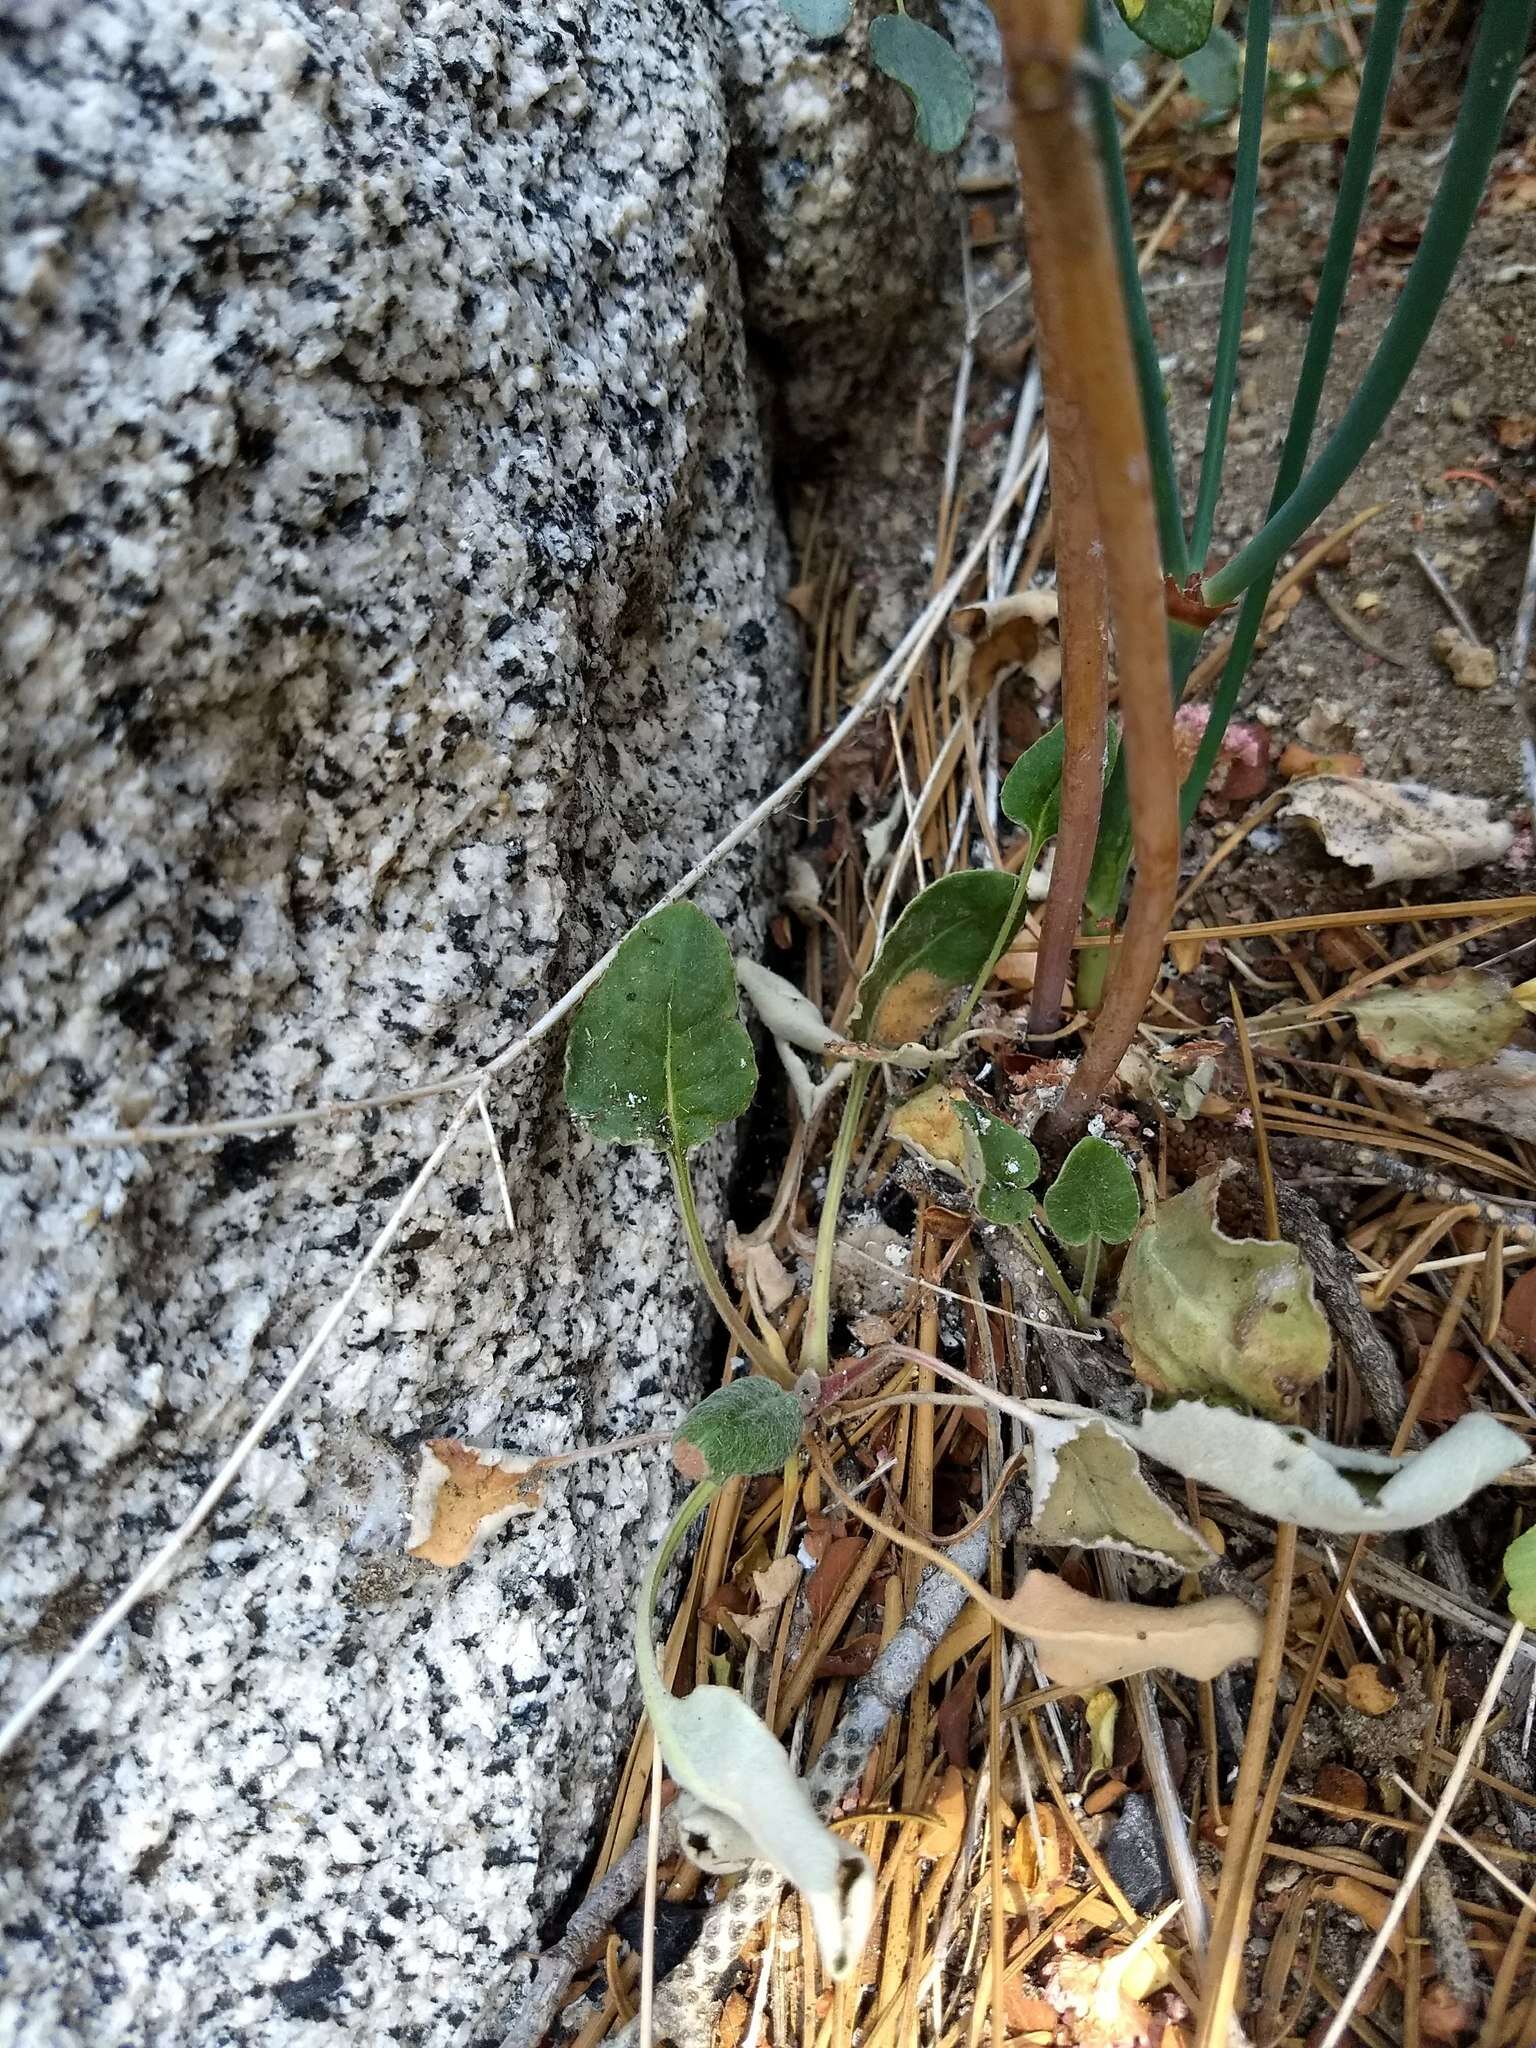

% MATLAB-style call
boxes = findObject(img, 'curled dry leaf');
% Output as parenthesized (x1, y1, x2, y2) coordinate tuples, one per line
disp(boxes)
(726, 1225, 797, 1315)
(1112, 1166, 1330, 1421)
(996, 1569, 1262, 1689)
(1282, 775, 1514, 886)
(1418, 1048, 1536, 1140)
(1049, 1940, 1174, 2048)
(1029, 1413, 1210, 1569)
(1120, 1403, 1526, 1534)
(734, 956, 836, 1056)
(1347, 968, 1526, 1071)
(408, 1440, 543, 1567)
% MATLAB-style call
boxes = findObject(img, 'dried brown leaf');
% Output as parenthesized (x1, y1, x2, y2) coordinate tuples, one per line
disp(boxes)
(407, 1440, 543, 1567)
(993, 1570, 1263, 1689)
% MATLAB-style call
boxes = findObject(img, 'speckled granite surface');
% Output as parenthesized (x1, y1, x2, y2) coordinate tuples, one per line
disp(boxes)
(0, 0, 953, 2038)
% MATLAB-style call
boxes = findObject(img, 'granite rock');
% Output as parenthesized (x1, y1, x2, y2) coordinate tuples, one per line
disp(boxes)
(0, 0, 870, 2040)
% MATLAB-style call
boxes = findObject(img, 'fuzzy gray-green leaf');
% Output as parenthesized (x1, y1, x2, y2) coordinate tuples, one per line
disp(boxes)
(564, 903, 756, 1152)
(868, 13, 975, 155)
(674, 1378, 805, 1482)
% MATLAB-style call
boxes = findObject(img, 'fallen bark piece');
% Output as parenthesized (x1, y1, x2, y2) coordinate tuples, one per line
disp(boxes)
(1418, 1048, 1536, 1139)
(1282, 775, 1514, 885)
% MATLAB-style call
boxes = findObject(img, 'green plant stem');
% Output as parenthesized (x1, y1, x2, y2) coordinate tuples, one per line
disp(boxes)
(669, 1145, 791, 1386)
(951, 869, 1032, 1040)
(1182, 0, 1408, 816)
(1204, 0, 1532, 610)
(1084, 2, 1188, 582)
(636, 1479, 719, 1716)
(1079, 1231, 1101, 1316)
(1014, 1212, 1086, 1328)
(802, 1060, 873, 1377)
(1187, 0, 1271, 567)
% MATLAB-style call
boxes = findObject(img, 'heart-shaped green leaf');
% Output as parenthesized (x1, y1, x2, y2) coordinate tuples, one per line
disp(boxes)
(1112, 1166, 1331, 1420)
(1114, 0, 1215, 60)
(853, 871, 1026, 1047)
(564, 903, 756, 1152)
(674, 1377, 805, 1482)
(777, 0, 853, 34)
(1505, 1523, 1536, 1627)
(1000, 721, 1065, 855)
(1042, 1134, 1140, 1247)
(868, 13, 975, 155)
(1181, 22, 1240, 111)
(956, 1099, 1041, 1225)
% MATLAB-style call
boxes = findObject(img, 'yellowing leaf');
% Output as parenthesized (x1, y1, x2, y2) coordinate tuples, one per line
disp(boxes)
(1085, 1688, 1119, 1775)
(995, 1570, 1262, 1689)
(1283, 776, 1514, 887)
(1112, 1166, 1330, 1420)
(1348, 969, 1525, 1070)
(407, 1440, 543, 1566)
(1029, 1414, 1210, 1568)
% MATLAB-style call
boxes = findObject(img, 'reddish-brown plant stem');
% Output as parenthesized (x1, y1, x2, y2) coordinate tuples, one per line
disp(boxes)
(1026, 371, 1107, 1037)
(995, 0, 1178, 1129)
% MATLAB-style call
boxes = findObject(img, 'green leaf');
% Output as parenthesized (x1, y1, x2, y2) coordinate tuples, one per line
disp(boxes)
(777, 0, 853, 35)
(890, 1087, 1041, 1226)
(1347, 968, 1526, 1072)
(673, 1377, 805, 1482)
(1000, 721, 1121, 861)
(1000, 722, 1065, 854)
(1505, 1524, 1536, 1627)
(1042, 1134, 1141, 1247)
(956, 1099, 1041, 1225)
(1113, 0, 1215, 60)
(853, 871, 1026, 1046)
(1181, 22, 1240, 112)
(564, 903, 756, 1152)
(1099, 2, 1150, 73)
(1112, 1165, 1331, 1420)
(1030, 1414, 1210, 1568)
(867, 13, 975, 155)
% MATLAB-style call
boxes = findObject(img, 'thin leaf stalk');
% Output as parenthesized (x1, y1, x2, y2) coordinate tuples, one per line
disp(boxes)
(802, 1061, 873, 1377)
(668, 1146, 792, 1386)
(996, 0, 1178, 1135)
(1187, 0, 1271, 567)
(1204, 0, 1533, 610)
(1182, 0, 1409, 816)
